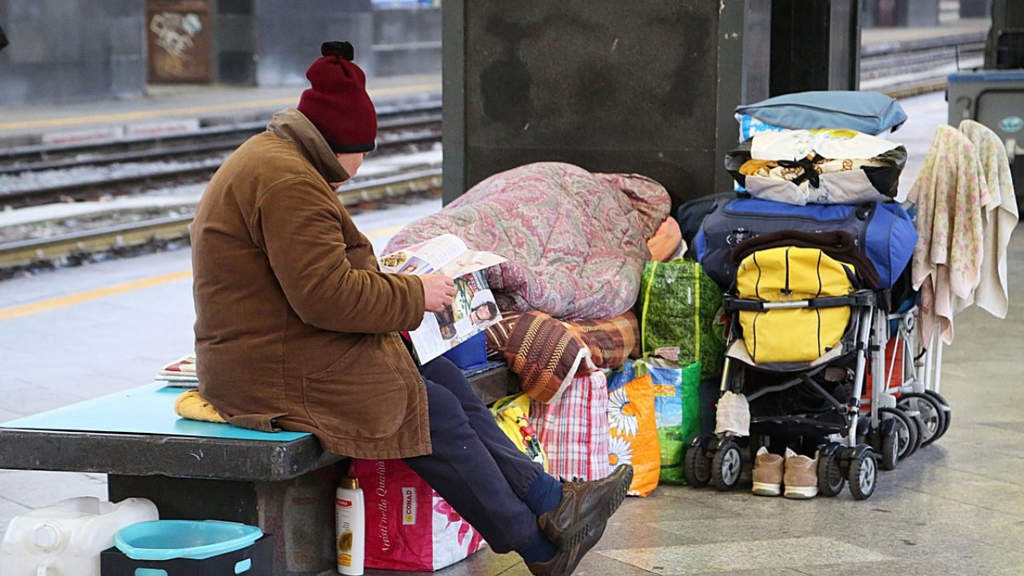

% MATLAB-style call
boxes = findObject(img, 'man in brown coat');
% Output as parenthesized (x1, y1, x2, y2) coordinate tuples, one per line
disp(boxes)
(191, 42, 631, 576)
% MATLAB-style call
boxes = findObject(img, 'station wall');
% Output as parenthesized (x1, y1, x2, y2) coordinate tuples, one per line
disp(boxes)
(251, 0, 375, 86)
(861, 0, 940, 27)
(0, 0, 147, 105)
(0, 0, 441, 105)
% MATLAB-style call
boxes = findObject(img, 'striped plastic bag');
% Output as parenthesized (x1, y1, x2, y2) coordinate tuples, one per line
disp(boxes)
(530, 371, 611, 482)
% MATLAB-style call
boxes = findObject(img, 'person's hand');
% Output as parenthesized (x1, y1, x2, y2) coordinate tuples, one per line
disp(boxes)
(421, 274, 456, 312)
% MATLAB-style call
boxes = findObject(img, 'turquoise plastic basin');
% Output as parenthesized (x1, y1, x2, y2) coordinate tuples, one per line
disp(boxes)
(114, 520, 263, 560)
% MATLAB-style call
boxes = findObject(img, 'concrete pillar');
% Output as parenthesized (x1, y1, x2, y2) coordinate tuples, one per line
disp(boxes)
(442, 0, 749, 207)
(861, 0, 879, 28)
(212, 0, 257, 84)
(960, 0, 993, 19)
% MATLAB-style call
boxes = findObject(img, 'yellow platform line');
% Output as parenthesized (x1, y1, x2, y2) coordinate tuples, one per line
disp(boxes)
(0, 223, 410, 320)
(0, 83, 440, 132)
(0, 270, 192, 320)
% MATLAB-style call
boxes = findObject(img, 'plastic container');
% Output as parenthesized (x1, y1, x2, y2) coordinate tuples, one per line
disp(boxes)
(335, 477, 365, 575)
(0, 496, 158, 576)
(114, 520, 262, 561)
(101, 535, 272, 576)
(442, 332, 488, 370)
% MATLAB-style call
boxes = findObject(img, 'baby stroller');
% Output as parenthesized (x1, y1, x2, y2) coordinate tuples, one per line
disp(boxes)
(861, 279, 953, 463)
(684, 239, 895, 501)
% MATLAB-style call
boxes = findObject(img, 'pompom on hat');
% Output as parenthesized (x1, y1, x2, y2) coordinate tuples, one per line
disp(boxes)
(297, 41, 377, 153)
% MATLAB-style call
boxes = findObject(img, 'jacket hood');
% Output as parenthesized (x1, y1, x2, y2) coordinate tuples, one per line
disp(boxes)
(267, 108, 350, 183)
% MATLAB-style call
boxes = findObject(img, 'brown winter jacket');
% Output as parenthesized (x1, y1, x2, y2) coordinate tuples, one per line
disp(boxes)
(191, 108, 431, 459)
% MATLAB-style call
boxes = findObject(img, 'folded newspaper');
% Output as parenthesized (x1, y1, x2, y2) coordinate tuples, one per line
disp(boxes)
(155, 353, 199, 387)
(379, 234, 506, 364)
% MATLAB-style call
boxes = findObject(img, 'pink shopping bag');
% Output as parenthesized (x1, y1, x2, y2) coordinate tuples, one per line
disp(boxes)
(347, 459, 487, 572)
(530, 371, 612, 481)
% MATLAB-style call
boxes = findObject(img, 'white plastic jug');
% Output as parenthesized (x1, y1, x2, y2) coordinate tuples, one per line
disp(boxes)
(0, 496, 158, 576)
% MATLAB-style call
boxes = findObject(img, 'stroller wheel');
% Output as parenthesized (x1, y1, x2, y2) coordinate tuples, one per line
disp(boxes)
(879, 407, 919, 460)
(711, 438, 743, 491)
(923, 390, 952, 438)
(816, 444, 846, 497)
(685, 436, 713, 487)
(898, 393, 946, 447)
(848, 446, 878, 501)
(879, 419, 899, 471)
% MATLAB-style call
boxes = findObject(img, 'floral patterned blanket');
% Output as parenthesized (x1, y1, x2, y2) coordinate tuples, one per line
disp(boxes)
(386, 162, 671, 320)
(908, 125, 986, 345)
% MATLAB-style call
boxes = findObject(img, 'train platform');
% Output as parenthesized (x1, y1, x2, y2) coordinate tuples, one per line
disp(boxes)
(1, 91, 1023, 575)
(0, 73, 441, 148)
(860, 16, 989, 47)
(0, 19, 989, 149)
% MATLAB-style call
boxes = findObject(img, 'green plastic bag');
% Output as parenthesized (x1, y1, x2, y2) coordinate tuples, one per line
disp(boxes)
(637, 259, 726, 381)
(648, 359, 702, 485)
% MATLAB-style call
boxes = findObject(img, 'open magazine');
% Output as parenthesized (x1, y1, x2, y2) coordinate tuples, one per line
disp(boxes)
(379, 234, 506, 364)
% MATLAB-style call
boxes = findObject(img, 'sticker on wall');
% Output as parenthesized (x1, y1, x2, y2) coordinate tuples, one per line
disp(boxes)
(1000, 116, 1024, 134)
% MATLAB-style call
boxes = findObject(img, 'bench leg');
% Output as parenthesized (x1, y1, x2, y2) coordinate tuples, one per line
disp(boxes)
(109, 464, 344, 576)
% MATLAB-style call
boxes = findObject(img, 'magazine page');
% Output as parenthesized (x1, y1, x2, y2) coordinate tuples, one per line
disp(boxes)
(378, 234, 468, 276)
(437, 249, 507, 277)
(407, 269, 503, 364)
(379, 234, 507, 364)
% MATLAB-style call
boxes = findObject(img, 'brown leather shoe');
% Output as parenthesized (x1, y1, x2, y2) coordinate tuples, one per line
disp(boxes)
(538, 464, 633, 549)
(526, 521, 605, 576)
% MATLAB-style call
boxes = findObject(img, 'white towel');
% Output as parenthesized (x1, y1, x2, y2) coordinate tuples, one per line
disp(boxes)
(907, 125, 987, 345)
(957, 120, 1019, 319)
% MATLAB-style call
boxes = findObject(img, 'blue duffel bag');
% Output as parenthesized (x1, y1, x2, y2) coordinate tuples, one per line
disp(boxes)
(694, 197, 917, 290)
(735, 91, 908, 141)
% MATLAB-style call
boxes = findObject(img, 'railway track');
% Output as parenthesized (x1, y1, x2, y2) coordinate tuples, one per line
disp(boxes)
(0, 102, 442, 208)
(0, 168, 442, 277)
(860, 30, 987, 97)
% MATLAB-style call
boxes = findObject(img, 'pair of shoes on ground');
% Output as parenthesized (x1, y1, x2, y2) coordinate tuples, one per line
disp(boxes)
(527, 464, 633, 576)
(752, 447, 818, 499)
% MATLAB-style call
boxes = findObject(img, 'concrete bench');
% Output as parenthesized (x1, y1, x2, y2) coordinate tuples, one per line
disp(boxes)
(0, 361, 516, 576)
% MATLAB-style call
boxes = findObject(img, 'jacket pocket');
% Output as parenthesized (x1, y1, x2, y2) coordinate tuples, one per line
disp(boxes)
(301, 337, 410, 440)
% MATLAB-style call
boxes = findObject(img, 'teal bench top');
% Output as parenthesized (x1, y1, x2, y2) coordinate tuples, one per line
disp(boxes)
(0, 382, 310, 442)
(0, 362, 512, 481)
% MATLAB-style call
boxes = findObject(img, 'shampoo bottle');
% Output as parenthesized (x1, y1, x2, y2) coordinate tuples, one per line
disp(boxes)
(336, 476, 366, 575)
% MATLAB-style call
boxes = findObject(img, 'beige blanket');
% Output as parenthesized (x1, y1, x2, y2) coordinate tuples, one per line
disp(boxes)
(908, 125, 986, 345)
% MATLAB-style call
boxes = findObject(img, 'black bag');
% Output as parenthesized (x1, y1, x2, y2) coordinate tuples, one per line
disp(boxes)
(674, 192, 736, 260)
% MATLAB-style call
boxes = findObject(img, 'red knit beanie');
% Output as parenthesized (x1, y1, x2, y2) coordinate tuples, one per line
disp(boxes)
(297, 41, 377, 153)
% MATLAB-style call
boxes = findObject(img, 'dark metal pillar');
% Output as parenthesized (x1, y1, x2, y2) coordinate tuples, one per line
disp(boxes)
(770, 0, 860, 96)
(986, 0, 1024, 69)
(961, 0, 994, 19)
